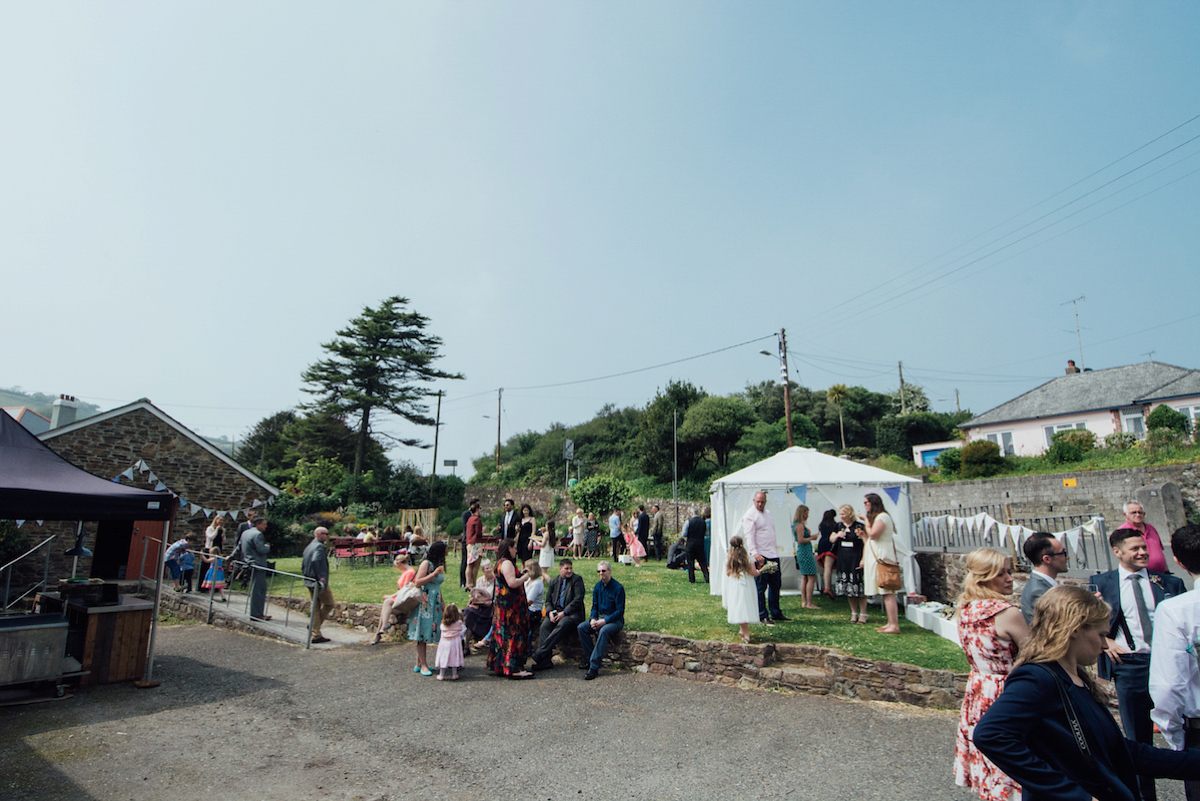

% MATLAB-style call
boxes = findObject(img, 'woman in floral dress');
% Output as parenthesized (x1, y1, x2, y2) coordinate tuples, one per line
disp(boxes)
(954, 548, 1029, 801)
(408, 541, 447, 677)
(487, 539, 533, 679)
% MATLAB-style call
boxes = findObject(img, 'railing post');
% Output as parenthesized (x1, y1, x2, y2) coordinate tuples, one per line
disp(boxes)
(3, 566, 10, 611)
(1096, 515, 1110, 572)
(138, 536, 150, 594)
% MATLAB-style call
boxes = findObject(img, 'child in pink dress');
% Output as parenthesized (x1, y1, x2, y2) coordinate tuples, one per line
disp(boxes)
(623, 524, 646, 567)
(435, 603, 465, 681)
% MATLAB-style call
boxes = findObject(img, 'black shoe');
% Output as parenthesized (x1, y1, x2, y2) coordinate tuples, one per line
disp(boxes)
(311, 636, 331, 644)
(762, 618, 775, 626)
(773, 615, 792, 622)
(584, 669, 598, 680)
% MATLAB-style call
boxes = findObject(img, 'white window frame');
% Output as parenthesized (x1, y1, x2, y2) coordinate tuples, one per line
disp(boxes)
(1121, 409, 1146, 439)
(986, 431, 1015, 455)
(1176, 405, 1200, 426)
(1044, 422, 1086, 448)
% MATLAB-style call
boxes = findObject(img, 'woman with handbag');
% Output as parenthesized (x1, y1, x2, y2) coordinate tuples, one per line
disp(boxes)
(370, 554, 417, 644)
(974, 585, 1200, 800)
(862, 493, 901, 634)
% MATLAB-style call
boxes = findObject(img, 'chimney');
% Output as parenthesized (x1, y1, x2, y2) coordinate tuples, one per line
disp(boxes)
(51, 394, 79, 429)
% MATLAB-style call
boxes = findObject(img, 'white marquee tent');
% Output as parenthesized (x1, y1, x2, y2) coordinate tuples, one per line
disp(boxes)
(708, 447, 922, 599)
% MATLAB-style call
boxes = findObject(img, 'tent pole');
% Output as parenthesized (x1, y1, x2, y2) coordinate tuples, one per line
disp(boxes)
(140, 506, 174, 686)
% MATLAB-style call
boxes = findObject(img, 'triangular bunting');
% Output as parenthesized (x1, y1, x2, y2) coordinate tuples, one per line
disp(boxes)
(15, 520, 24, 528)
(789, 485, 807, 504)
(155, 481, 167, 491)
(883, 485, 902, 505)
(147, 472, 157, 484)
(137, 460, 149, 473)
(121, 467, 135, 480)
(251, 499, 263, 508)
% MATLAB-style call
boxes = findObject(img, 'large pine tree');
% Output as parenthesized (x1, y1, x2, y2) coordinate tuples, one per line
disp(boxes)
(300, 296, 463, 489)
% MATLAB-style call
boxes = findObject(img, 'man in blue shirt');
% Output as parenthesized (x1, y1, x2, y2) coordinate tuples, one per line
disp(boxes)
(608, 508, 622, 562)
(577, 561, 624, 680)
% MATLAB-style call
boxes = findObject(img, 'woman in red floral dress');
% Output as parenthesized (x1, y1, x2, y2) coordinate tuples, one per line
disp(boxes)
(487, 538, 534, 679)
(954, 548, 1029, 801)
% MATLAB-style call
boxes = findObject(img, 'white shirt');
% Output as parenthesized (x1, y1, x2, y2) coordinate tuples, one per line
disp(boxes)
(1117, 565, 1158, 654)
(1150, 587, 1200, 750)
(741, 506, 778, 560)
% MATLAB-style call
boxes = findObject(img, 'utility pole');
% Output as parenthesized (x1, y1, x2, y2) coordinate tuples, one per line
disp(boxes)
(779, 329, 794, 447)
(898, 361, 907, 415)
(430, 391, 442, 480)
(955, 388, 961, 413)
(495, 388, 502, 476)
(1064, 295, 1086, 368)
(673, 409, 679, 535)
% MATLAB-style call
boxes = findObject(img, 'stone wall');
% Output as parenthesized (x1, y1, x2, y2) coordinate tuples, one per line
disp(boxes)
(25, 406, 274, 582)
(261, 595, 965, 708)
(911, 463, 1200, 524)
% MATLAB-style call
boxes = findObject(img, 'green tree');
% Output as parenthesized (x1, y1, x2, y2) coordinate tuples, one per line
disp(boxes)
(292, 456, 348, 495)
(569, 474, 635, 520)
(679, 395, 757, 468)
(300, 296, 463, 491)
(636, 380, 706, 482)
(827, 384, 849, 450)
(1147, 404, 1192, 435)
(238, 410, 297, 477)
(281, 411, 391, 483)
(890, 383, 931, 414)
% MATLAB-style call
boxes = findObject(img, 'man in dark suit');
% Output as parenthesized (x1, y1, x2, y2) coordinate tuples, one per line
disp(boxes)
(1095, 527, 1186, 801)
(495, 498, 520, 539)
(530, 558, 586, 671)
(635, 505, 650, 555)
(683, 508, 709, 583)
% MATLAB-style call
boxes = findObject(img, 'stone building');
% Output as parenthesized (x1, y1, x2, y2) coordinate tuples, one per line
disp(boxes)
(31, 398, 279, 582)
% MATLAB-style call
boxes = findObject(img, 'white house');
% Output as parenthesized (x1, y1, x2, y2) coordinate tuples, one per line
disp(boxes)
(961, 361, 1200, 456)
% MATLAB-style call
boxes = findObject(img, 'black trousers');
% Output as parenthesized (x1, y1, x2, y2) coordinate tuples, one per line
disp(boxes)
(685, 539, 709, 583)
(532, 614, 582, 664)
(1185, 720, 1200, 801)
(1111, 652, 1156, 801)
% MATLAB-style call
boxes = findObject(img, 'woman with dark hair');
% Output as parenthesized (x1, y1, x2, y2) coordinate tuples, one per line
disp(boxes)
(974, 585, 1200, 800)
(816, 509, 838, 599)
(487, 538, 533, 679)
(408, 540, 447, 676)
(863, 492, 901, 634)
(517, 504, 536, 562)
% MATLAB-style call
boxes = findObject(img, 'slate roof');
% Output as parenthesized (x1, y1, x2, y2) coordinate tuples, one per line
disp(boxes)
(963, 361, 1200, 428)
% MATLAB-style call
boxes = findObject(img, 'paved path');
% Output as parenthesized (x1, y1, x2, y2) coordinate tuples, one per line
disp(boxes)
(0, 622, 1188, 801)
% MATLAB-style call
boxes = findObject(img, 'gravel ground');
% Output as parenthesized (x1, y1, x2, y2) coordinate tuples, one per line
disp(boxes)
(0, 623, 1186, 801)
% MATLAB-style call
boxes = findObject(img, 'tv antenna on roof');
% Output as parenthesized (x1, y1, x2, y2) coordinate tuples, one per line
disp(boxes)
(1062, 295, 1086, 368)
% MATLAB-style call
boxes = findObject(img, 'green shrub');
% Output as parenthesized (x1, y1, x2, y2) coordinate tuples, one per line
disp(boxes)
(960, 440, 1006, 479)
(569, 474, 636, 519)
(817, 440, 837, 454)
(1104, 432, 1138, 451)
(1146, 427, 1187, 452)
(1045, 439, 1084, 464)
(937, 447, 962, 474)
(1147, 405, 1192, 435)
(842, 446, 877, 461)
(1053, 428, 1096, 451)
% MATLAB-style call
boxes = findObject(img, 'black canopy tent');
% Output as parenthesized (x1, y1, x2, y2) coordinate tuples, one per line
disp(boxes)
(0, 411, 176, 683)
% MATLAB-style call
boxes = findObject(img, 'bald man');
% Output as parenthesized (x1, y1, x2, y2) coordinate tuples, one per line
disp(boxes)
(302, 526, 334, 643)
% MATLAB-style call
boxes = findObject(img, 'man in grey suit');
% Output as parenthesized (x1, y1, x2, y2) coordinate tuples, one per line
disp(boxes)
(243, 517, 272, 621)
(530, 558, 587, 671)
(1019, 532, 1067, 624)
(302, 526, 334, 643)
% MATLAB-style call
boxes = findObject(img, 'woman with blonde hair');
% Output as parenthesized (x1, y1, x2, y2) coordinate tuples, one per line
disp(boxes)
(830, 504, 867, 623)
(370, 553, 417, 644)
(953, 549, 1028, 801)
(975, 585, 1200, 799)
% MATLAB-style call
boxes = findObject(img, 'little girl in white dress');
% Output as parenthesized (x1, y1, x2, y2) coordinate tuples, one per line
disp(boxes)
(722, 536, 762, 643)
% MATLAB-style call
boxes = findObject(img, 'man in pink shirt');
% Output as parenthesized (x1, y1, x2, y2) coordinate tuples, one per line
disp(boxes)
(1116, 500, 1168, 573)
(742, 490, 790, 625)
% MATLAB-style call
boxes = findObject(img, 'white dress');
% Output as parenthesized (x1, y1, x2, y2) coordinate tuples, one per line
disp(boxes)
(722, 571, 759, 624)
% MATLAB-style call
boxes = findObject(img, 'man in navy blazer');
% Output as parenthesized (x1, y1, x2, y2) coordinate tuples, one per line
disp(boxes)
(1094, 528, 1186, 801)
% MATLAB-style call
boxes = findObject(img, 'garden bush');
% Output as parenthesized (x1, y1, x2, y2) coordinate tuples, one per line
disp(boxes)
(1054, 428, 1097, 451)
(842, 446, 877, 461)
(960, 440, 1006, 479)
(1147, 405, 1192, 436)
(937, 447, 962, 474)
(1146, 427, 1187, 452)
(1045, 439, 1084, 464)
(1104, 432, 1138, 451)
(569, 474, 636, 519)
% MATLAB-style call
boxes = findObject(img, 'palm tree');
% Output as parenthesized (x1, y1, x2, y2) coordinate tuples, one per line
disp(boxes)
(827, 384, 849, 450)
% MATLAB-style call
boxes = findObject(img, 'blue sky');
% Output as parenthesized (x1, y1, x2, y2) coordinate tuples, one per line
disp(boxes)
(2, 2, 1197, 479)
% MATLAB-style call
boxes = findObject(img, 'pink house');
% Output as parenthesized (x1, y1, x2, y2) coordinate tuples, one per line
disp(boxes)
(961, 361, 1200, 456)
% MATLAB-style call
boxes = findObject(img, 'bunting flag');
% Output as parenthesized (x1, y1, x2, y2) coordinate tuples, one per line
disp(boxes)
(137, 460, 149, 473)
(883, 485, 902, 505)
(252, 499, 263, 508)
(15, 520, 24, 528)
(147, 472, 157, 484)
(154, 481, 167, 491)
(120, 467, 134, 480)
(789, 485, 807, 504)
(1062, 526, 1082, 554)
(110, 458, 271, 520)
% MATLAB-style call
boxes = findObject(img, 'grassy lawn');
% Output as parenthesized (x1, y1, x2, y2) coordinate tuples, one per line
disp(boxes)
(273, 554, 968, 673)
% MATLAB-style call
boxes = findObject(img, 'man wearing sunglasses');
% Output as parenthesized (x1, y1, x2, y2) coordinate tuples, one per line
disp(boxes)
(577, 561, 624, 681)
(1019, 532, 1067, 624)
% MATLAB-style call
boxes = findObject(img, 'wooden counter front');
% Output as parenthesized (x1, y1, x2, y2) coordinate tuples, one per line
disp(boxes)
(39, 594, 154, 685)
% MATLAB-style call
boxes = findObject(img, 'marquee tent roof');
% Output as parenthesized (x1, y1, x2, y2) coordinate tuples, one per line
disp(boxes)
(710, 446, 922, 490)
(0, 410, 174, 521)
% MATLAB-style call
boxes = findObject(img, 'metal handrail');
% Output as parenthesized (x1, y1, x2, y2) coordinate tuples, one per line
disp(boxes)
(1, 535, 55, 611)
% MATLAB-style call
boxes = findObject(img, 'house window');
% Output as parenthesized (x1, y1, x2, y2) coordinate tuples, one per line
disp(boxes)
(1121, 409, 1146, 438)
(1176, 405, 1200, 426)
(986, 431, 1015, 455)
(1043, 422, 1086, 448)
